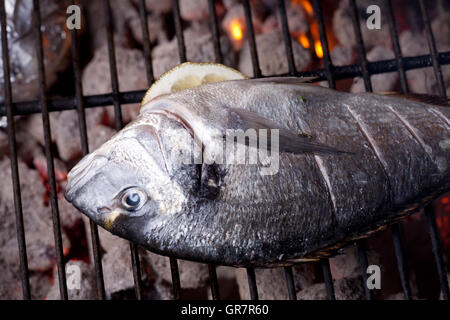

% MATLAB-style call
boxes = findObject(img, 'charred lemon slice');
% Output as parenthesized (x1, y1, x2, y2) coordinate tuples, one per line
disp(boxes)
(141, 62, 248, 105)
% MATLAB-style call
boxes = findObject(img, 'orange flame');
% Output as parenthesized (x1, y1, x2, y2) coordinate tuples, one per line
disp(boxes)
(298, 34, 310, 48)
(293, 0, 314, 16)
(314, 40, 323, 58)
(230, 20, 243, 41)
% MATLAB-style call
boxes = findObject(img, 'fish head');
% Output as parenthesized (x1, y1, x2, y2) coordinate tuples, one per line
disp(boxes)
(64, 112, 196, 244)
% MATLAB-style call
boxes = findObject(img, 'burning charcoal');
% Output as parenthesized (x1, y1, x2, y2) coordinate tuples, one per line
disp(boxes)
(82, 43, 148, 125)
(180, 0, 209, 21)
(262, 3, 309, 35)
(297, 277, 365, 300)
(222, 4, 263, 50)
(127, 10, 168, 45)
(52, 110, 103, 162)
(152, 27, 234, 78)
(83, 0, 136, 49)
(400, 31, 450, 95)
(432, 12, 450, 51)
(143, 252, 210, 289)
(331, 45, 354, 66)
(206, 266, 240, 300)
(0, 159, 71, 272)
(235, 264, 316, 300)
(0, 130, 8, 160)
(350, 46, 398, 93)
(329, 246, 380, 280)
(332, 0, 390, 50)
(131, 0, 173, 14)
(239, 30, 311, 76)
(46, 260, 97, 300)
(88, 124, 117, 152)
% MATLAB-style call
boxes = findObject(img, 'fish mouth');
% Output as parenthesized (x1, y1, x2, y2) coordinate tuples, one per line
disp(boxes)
(64, 154, 108, 204)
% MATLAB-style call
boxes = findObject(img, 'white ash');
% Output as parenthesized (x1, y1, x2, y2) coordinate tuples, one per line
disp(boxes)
(0, 159, 71, 297)
(432, 12, 450, 51)
(180, 0, 209, 21)
(239, 30, 311, 76)
(331, 45, 354, 66)
(131, 0, 173, 14)
(400, 30, 450, 95)
(81, 0, 136, 49)
(142, 252, 209, 289)
(329, 245, 380, 280)
(127, 10, 168, 45)
(235, 264, 316, 300)
(350, 46, 398, 93)
(332, 0, 390, 50)
(88, 124, 117, 152)
(151, 26, 235, 78)
(297, 276, 365, 300)
(262, 3, 309, 35)
(82, 43, 148, 125)
(102, 240, 144, 298)
(46, 260, 97, 300)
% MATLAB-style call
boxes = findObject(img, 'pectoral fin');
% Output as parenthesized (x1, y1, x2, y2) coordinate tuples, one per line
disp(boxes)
(142, 98, 351, 156)
(226, 108, 352, 155)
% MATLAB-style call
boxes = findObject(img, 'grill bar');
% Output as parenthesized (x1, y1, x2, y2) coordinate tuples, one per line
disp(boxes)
(0, 0, 31, 300)
(348, 1, 377, 300)
(419, 0, 446, 97)
(312, 0, 335, 89)
(277, 0, 296, 75)
(418, 0, 449, 301)
(102, 0, 144, 299)
(349, 0, 372, 92)
(385, 0, 409, 94)
(321, 260, 336, 300)
(246, 267, 259, 300)
(208, 264, 220, 300)
(2, 52, 450, 117)
(138, 0, 155, 84)
(208, 0, 223, 64)
(242, 0, 261, 78)
(169, 1, 187, 299)
(357, 240, 373, 300)
(311, 0, 338, 299)
(69, 7, 106, 299)
(425, 204, 450, 300)
(284, 266, 297, 300)
(173, 0, 186, 64)
(170, 257, 182, 300)
(391, 224, 412, 300)
(33, 0, 68, 300)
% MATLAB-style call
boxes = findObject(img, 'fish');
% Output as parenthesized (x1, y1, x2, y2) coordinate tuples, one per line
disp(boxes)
(64, 78, 450, 267)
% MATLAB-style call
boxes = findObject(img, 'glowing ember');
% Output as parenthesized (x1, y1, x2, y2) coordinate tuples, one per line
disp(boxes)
(298, 34, 310, 48)
(231, 20, 243, 41)
(293, 0, 314, 16)
(315, 40, 323, 58)
(442, 197, 449, 205)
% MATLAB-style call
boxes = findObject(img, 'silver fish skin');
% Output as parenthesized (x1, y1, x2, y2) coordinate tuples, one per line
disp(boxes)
(64, 78, 450, 267)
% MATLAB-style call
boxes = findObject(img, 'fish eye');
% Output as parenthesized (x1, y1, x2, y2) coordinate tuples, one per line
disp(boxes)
(120, 187, 148, 211)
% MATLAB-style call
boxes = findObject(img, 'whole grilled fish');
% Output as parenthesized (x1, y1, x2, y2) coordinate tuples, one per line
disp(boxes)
(64, 78, 450, 267)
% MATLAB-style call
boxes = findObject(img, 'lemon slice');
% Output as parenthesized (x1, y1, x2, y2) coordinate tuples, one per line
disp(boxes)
(141, 62, 248, 106)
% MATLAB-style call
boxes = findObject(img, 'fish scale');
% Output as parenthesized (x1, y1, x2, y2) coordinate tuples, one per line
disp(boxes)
(65, 78, 450, 267)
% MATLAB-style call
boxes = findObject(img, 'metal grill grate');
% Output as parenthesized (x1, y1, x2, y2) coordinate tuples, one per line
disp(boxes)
(0, 0, 449, 300)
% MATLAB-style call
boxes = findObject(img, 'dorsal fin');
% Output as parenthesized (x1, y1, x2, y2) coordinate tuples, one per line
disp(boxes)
(379, 92, 450, 108)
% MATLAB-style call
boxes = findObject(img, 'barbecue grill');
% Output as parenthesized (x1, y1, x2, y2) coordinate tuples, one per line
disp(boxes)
(0, 0, 449, 300)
